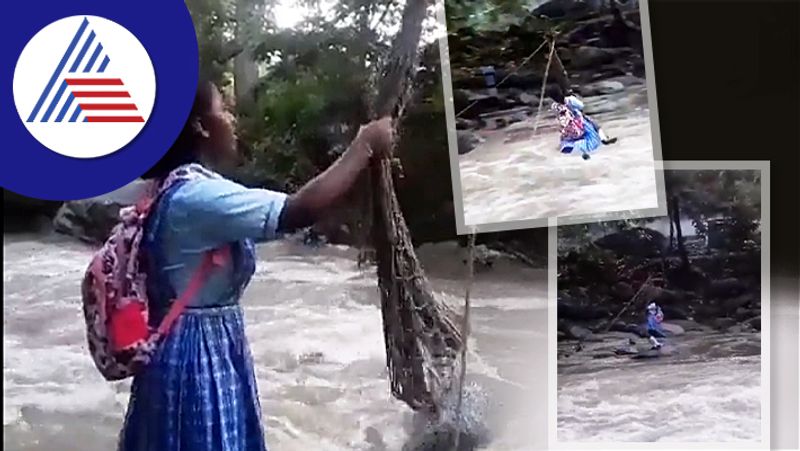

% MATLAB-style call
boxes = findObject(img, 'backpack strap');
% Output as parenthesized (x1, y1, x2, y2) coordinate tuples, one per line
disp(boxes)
(155, 246, 231, 336)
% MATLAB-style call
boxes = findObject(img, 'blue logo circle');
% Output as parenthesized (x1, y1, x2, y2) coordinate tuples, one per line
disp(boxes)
(2, 1, 198, 200)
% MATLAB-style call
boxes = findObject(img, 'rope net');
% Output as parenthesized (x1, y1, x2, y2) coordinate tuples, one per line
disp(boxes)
(361, 0, 465, 416)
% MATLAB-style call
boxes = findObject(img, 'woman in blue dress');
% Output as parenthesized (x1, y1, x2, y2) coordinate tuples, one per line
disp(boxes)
(118, 81, 393, 451)
(547, 85, 617, 160)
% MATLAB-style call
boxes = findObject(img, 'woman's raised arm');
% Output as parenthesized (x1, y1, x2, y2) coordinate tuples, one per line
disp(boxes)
(277, 117, 393, 232)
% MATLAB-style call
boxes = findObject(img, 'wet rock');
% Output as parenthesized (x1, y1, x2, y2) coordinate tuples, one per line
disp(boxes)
(593, 227, 666, 257)
(649, 287, 685, 305)
(364, 427, 386, 451)
(609, 321, 644, 336)
(608, 321, 629, 333)
(557, 298, 610, 321)
(667, 319, 712, 333)
(712, 317, 737, 331)
(722, 294, 755, 312)
(569, 46, 618, 69)
(532, 0, 595, 19)
(744, 316, 761, 331)
(4, 189, 63, 218)
(660, 304, 689, 320)
(567, 325, 593, 341)
(611, 281, 634, 300)
(53, 180, 149, 244)
(734, 307, 757, 322)
(518, 92, 539, 105)
(705, 278, 747, 299)
(582, 97, 626, 115)
(455, 117, 480, 130)
(466, 244, 503, 268)
(456, 130, 484, 155)
(579, 80, 625, 96)
(589, 64, 629, 81)
(607, 75, 645, 87)
(660, 322, 685, 336)
(727, 325, 744, 334)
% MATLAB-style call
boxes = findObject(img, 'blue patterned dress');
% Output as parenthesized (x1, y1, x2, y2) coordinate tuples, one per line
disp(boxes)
(118, 164, 287, 451)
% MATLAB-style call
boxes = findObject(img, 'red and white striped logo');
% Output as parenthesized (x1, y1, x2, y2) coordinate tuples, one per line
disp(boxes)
(66, 77, 144, 123)
(13, 16, 156, 159)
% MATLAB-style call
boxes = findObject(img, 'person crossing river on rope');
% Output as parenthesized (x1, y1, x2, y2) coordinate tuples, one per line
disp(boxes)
(117, 80, 394, 451)
(645, 301, 666, 349)
(546, 85, 617, 160)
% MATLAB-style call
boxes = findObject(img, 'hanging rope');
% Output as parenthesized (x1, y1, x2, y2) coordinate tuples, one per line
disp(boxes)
(453, 231, 477, 450)
(455, 39, 548, 119)
(532, 35, 557, 136)
(603, 275, 653, 333)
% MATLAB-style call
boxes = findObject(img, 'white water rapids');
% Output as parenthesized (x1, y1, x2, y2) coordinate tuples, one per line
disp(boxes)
(3, 233, 548, 451)
(458, 85, 660, 226)
(557, 331, 763, 443)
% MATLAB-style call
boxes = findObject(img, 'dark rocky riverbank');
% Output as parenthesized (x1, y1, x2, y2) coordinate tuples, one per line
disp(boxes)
(557, 226, 761, 343)
(449, 0, 646, 138)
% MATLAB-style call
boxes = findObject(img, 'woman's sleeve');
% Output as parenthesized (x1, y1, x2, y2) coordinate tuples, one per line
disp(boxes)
(166, 177, 288, 250)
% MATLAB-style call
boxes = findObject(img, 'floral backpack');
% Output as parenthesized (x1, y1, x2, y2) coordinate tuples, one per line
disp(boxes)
(552, 102, 585, 140)
(81, 165, 226, 381)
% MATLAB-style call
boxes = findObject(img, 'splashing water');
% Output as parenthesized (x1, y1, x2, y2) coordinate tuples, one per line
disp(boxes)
(459, 85, 659, 226)
(3, 234, 549, 451)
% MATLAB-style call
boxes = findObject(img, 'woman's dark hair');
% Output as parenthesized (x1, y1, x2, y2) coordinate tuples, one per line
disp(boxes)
(546, 84, 565, 103)
(141, 80, 218, 180)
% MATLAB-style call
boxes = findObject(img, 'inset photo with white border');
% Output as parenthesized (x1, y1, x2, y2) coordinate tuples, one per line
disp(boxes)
(549, 161, 770, 448)
(439, 0, 666, 233)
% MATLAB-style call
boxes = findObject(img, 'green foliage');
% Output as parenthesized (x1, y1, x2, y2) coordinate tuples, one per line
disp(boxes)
(186, 0, 237, 86)
(666, 170, 761, 245)
(186, 0, 413, 189)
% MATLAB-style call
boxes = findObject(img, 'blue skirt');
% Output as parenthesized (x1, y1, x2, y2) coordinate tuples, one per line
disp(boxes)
(119, 305, 267, 451)
(560, 118, 602, 155)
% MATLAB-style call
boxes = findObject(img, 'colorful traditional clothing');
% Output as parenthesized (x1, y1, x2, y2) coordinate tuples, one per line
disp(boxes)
(550, 95, 603, 156)
(118, 163, 287, 451)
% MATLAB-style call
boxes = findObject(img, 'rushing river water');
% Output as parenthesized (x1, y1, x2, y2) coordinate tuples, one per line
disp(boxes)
(557, 331, 763, 443)
(3, 233, 548, 451)
(458, 85, 659, 227)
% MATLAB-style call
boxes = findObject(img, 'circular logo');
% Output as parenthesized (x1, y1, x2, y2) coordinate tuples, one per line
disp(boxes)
(13, 16, 156, 159)
(1, 1, 197, 201)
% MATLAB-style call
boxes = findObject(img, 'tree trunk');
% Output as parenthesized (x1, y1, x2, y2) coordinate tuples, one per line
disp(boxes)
(233, 0, 261, 108)
(670, 195, 690, 269)
(668, 214, 674, 250)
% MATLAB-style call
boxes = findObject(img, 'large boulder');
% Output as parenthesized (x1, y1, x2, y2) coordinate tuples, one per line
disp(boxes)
(457, 130, 484, 155)
(579, 80, 625, 97)
(660, 322, 685, 336)
(712, 317, 737, 331)
(533, 0, 596, 20)
(593, 227, 666, 257)
(4, 189, 63, 233)
(705, 278, 748, 299)
(558, 295, 611, 321)
(4, 189, 63, 217)
(611, 281, 635, 300)
(560, 323, 593, 341)
(745, 316, 761, 331)
(648, 287, 685, 305)
(569, 46, 619, 70)
(666, 319, 712, 333)
(660, 304, 689, 320)
(53, 180, 149, 244)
